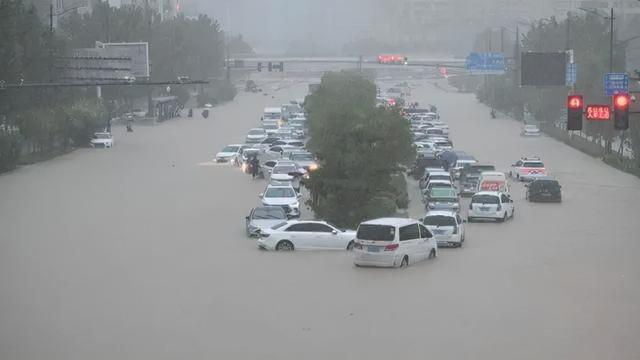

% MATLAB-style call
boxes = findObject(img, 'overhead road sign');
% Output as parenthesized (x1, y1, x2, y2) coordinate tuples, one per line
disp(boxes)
(604, 73, 629, 96)
(566, 63, 577, 86)
(465, 52, 505, 75)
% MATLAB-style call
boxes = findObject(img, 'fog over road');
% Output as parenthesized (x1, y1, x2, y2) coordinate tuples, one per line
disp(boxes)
(1, 72, 640, 360)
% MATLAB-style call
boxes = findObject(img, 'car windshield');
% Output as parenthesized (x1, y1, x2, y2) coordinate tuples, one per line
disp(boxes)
(264, 187, 295, 198)
(472, 195, 500, 204)
(270, 222, 288, 230)
(469, 165, 495, 173)
(252, 208, 286, 220)
(424, 215, 456, 226)
(222, 146, 239, 152)
(249, 129, 265, 135)
(523, 162, 544, 168)
(291, 153, 313, 161)
(533, 180, 560, 189)
(273, 166, 297, 174)
(357, 224, 395, 241)
(95, 133, 111, 139)
(430, 175, 450, 181)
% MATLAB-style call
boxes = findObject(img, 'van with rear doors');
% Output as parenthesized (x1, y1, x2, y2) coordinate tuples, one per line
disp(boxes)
(353, 218, 437, 268)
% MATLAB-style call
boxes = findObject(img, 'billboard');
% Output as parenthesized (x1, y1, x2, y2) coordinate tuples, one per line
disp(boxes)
(96, 42, 150, 78)
(521, 52, 567, 86)
(58, 47, 133, 82)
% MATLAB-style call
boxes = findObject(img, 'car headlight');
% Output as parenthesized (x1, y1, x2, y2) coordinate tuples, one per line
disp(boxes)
(308, 163, 318, 171)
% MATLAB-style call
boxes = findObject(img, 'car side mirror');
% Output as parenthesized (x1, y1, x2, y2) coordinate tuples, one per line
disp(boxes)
(297, 193, 302, 198)
(331, 230, 338, 235)
(245, 216, 250, 220)
(418, 217, 424, 222)
(258, 193, 264, 198)
(462, 219, 467, 223)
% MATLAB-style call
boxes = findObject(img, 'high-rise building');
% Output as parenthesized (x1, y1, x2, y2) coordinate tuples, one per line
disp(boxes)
(121, 0, 180, 20)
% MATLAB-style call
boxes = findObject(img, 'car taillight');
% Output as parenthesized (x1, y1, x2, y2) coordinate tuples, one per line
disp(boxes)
(384, 243, 399, 251)
(497, 204, 502, 211)
(469, 203, 473, 210)
(452, 226, 458, 234)
(354, 242, 363, 250)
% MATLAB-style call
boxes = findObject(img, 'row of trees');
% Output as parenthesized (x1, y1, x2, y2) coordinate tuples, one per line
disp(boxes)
(0, 0, 235, 172)
(304, 72, 415, 228)
(464, 13, 640, 171)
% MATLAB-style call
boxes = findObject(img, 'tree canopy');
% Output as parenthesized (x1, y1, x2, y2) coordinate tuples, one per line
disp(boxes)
(304, 71, 415, 228)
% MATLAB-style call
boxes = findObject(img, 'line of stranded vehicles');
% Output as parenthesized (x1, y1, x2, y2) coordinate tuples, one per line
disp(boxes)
(216, 100, 562, 268)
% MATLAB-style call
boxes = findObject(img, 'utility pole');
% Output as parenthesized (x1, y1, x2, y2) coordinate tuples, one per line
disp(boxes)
(49, 3, 54, 83)
(146, 0, 153, 117)
(609, 7, 614, 73)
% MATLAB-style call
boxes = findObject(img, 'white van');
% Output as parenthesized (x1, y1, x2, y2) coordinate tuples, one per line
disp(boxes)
(353, 218, 437, 268)
(263, 107, 283, 122)
(477, 171, 509, 193)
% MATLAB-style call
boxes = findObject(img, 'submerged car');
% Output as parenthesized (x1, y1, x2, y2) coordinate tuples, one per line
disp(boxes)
(289, 152, 318, 172)
(257, 220, 356, 251)
(510, 157, 547, 181)
(259, 185, 301, 218)
(422, 211, 466, 248)
(90, 132, 114, 148)
(215, 144, 243, 163)
(521, 124, 541, 137)
(467, 191, 514, 223)
(245, 206, 288, 237)
(245, 128, 268, 143)
(526, 177, 562, 202)
(353, 218, 437, 268)
(425, 187, 460, 211)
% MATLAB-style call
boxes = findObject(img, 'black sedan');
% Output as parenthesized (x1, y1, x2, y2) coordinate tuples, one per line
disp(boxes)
(525, 177, 562, 202)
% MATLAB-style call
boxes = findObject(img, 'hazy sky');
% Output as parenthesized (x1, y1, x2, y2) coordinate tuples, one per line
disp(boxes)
(181, 0, 381, 53)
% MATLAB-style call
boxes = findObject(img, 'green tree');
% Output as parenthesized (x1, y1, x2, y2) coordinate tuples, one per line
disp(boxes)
(304, 71, 415, 228)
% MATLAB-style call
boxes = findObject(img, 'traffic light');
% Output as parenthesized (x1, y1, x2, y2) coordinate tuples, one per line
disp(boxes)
(567, 95, 583, 131)
(613, 93, 630, 130)
(257, 62, 262, 72)
(279, 61, 284, 72)
(268, 62, 273, 72)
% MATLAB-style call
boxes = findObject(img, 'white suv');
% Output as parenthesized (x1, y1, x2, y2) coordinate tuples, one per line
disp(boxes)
(259, 185, 301, 218)
(422, 211, 466, 248)
(353, 218, 437, 268)
(468, 191, 514, 223)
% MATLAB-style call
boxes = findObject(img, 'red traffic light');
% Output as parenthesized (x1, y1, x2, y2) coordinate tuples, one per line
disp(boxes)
(568, 95, 583, 109)
(613, 94, 630, 109)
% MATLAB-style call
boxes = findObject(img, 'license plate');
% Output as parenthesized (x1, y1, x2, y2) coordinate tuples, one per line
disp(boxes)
(368, 246, 379, 253)
(433, 229, 446, 235)
(480, 206, 490, 211)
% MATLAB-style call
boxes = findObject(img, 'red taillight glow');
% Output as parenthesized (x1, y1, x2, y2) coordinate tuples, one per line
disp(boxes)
(384, 243, 399, 251)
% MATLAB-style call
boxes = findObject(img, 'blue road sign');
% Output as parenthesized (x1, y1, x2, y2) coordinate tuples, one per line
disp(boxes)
(566, 63, 577, 86)
(466, 52, 505, 75)
(604, 73, 629, 96)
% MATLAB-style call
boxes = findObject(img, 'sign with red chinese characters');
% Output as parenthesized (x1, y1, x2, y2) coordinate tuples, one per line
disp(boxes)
(585, 104, 611, 121)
